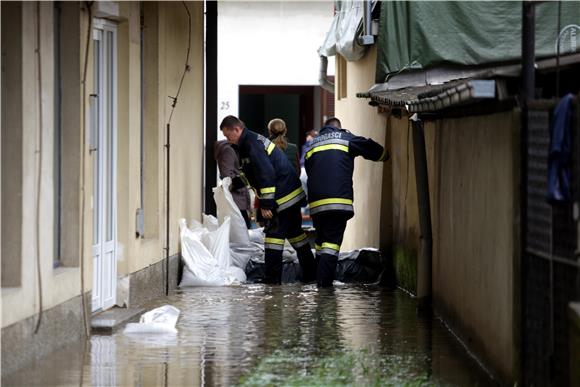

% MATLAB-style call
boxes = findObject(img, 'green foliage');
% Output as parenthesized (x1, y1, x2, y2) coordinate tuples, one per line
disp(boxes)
(238, 348, 438, 387)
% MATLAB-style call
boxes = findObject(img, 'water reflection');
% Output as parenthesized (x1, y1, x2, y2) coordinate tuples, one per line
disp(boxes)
(3, 285, 494, 386)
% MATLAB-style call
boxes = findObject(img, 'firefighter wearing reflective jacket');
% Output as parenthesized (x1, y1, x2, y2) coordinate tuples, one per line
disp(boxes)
(305, 117, 389, 287)
(220, 115, 317, 284)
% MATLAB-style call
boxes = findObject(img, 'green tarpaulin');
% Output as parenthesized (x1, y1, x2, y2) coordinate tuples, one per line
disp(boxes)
(376, 1, 580, 83)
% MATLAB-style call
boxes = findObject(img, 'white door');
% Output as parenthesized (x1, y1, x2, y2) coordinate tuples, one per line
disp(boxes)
(91, 20, 117, 313)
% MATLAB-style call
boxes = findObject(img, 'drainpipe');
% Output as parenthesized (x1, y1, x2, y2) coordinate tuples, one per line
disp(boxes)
(410, 113, 432, 310)
(522, 2, 535, 106)
(164, 123, 171, 295)
(204, 0, 218, 216)
(520, 2, 537, 381)
(319, 55, 334, 93)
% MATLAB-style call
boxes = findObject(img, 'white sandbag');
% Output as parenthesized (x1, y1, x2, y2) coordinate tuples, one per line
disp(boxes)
(200, 216, 231, 269)
(230, 241, 264, 269)
(180, 266, 245, 287)
(178, 218, 246, 287)
(179, 218, 222, 281)
(248, 227, 265, 244)
(123, 305, 180, 334)
(202, 214, 219, 232)
(225, 266, 247, 283)
(214, 177, 250, 245)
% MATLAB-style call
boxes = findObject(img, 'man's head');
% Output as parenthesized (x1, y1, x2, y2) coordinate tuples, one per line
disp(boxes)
(324, 117, 342, 129)
(305, 129, 318, 142)
(220, 115, 245, 144)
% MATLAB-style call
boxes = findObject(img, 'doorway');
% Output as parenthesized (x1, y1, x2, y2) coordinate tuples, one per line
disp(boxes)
(91, 19, 117, 312)
(239, 85, 317, 147)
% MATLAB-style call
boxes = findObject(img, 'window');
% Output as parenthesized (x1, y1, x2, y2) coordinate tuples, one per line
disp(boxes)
(142, 3, 160, 238)
(1, 2, 23, 287)
(57, 2, 82, 268)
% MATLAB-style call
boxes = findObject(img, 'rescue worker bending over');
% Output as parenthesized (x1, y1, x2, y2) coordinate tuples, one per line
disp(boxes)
(305, 117, 389, 287)
(220, 115, 317, 284)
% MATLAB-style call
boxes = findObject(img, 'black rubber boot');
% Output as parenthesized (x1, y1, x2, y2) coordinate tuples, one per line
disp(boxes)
(264, 249, 283, 284)
(317, 254, 338, 287)
(296, 245, 317, 283)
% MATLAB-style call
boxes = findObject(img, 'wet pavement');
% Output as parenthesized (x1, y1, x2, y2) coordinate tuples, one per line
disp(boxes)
(4, 284, 495, 386)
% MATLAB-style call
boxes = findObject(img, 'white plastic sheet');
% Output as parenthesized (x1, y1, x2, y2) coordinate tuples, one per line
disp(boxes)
(179, 217, 246, 287)
(123, 305, 180, 334)
(213, 177, 250, 245)
(318, 0, 366, 61)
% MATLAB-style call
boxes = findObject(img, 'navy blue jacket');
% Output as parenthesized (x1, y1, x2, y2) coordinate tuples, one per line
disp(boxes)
(235, 128, 305, 211)
(305, 125, 388, 215)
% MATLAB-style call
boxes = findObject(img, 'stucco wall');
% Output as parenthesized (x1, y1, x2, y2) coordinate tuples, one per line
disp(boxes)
(2, 1, 205, 328)
(115, 1, 204, 279)
(2, 2, 85, 328)
(334, 46, 389, 251)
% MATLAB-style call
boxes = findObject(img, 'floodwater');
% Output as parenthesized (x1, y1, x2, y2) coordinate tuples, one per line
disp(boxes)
(4, 285, 495, 386)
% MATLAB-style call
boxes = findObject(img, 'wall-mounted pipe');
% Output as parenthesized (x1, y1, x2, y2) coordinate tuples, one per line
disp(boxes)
(319, 55, 334, 93)
(410, 113, 432, 310)
(204, 0, 218, 216)
(521, 2, 540, 379)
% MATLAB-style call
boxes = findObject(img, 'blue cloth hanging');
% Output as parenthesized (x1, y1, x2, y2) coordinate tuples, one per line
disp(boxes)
(547, 93, 574, 203)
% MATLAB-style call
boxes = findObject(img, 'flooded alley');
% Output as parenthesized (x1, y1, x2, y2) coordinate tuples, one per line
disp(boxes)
(4, 285, 494, 386)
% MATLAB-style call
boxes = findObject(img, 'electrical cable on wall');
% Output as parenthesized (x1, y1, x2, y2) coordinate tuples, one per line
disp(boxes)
(167, 1, 192, 126)
(164, 1, 192, 295)
(78, 1, 94, 337)
(34, 1, 44, 335)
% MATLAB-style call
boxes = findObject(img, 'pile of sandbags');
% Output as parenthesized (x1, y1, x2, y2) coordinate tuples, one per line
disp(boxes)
(179, 177, 395, 287)
(179, 177, 252, 287)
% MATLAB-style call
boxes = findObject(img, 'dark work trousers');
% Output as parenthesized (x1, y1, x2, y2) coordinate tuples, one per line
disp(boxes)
(312, 211, 353, 287)
(263, 203, 316, 284)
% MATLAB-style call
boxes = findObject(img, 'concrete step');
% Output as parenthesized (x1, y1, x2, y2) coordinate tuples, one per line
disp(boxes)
(91, 307, 144, 334)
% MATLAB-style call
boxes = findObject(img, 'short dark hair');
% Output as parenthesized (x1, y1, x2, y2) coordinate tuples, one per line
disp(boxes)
(220, 115, 245, 130)
(324, 117, 341, 129)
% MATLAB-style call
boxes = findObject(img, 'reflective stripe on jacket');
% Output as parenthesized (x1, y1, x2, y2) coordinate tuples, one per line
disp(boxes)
(235, 128, 305, 211)
(305, 125, 388, 215)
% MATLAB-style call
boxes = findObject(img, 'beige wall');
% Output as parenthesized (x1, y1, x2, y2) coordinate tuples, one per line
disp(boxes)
(334, 46, 389, 251)
(432, 111, 519, 381)
(2, 2, 84, 328)
(388, 111, 519, 380)
(388, 116, 421, 292)
(2, 1, 205, 328)
(89, 1, 205, 295)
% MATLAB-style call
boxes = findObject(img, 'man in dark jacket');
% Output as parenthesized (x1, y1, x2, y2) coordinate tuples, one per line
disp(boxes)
(220, 115, 316, 284)
(305, 117, 388, 287)
(214, 140, 251, 228)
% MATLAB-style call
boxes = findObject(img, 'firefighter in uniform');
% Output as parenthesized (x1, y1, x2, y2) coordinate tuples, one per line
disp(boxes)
(305, 117, 389, 287)
(219, 115, 317, 284)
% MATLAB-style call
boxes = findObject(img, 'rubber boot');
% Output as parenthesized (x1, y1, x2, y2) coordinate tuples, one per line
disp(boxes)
(317, 253, 338, 287)
(264, 249, 283, 284)
(295, 245, 317, 283)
